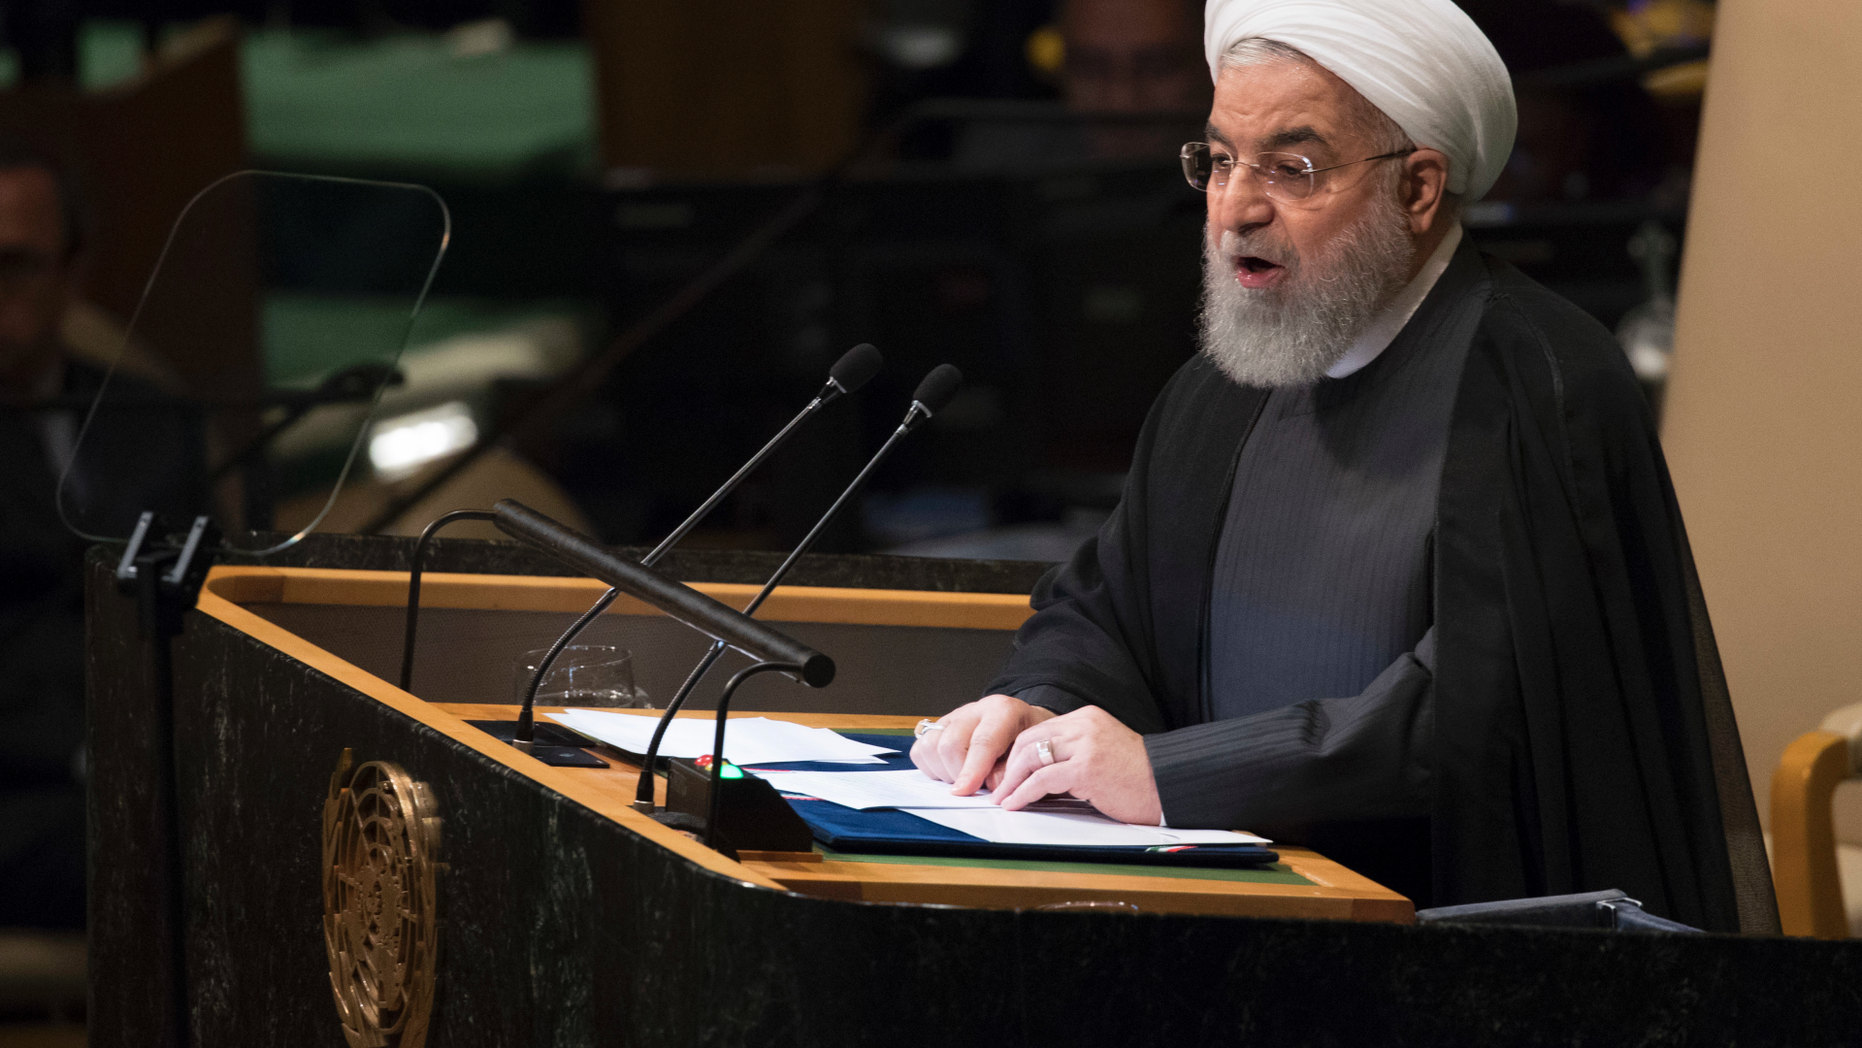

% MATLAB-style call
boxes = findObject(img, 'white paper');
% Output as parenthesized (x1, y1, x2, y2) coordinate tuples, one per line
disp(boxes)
(906, 807, 1270, 848)
(546, 710, 898, 766)
(752, 768, 1002, 809)
(753, 767, 1271, 849)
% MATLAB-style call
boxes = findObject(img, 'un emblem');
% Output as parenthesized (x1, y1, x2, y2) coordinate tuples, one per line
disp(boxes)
(322, 750, 442, 1048)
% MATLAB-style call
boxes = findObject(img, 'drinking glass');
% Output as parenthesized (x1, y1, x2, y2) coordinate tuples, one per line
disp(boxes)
(511, 645, 651, 708)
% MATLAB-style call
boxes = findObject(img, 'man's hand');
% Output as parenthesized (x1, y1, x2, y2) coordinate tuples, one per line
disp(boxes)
(992, 706, 1162, 826)
(910, 694, 1055, 796)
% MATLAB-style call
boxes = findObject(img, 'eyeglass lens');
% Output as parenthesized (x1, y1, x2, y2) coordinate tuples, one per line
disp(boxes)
(1179, 144, 1318, 201)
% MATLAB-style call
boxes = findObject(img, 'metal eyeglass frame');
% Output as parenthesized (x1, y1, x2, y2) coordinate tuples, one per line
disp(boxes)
(1179, 142, 1416, 200)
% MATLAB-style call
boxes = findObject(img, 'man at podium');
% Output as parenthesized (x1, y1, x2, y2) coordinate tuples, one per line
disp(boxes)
(912, 0, 1769, 932)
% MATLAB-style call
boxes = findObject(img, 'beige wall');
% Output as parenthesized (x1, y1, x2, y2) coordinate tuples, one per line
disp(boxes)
(1663, 0, 1862, 840)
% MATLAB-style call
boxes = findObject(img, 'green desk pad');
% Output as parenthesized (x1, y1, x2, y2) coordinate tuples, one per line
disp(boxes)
(31, 21, 594, 178)
(241, 28, 594, 175)
(826, 728, 1313, 886)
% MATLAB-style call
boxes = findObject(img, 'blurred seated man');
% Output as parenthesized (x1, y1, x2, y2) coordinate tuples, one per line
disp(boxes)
(1063, 0, 1211, 158)
(913, 0, 1773, 933)
(956, 0, 1210, 170)
(0, 140, 197, 930)
(0, 141, 95, 931)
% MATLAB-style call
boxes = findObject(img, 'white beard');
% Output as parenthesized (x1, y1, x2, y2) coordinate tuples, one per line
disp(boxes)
(1197, 198, 1416, 388)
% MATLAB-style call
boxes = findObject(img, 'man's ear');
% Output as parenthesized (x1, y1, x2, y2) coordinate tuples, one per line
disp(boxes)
(1400, 148, 1452, 235)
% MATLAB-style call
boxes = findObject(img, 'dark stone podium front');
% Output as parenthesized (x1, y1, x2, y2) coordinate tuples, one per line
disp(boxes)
(85, 536, 1862, 1047)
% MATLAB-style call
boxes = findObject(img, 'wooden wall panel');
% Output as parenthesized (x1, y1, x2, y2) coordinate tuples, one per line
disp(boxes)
(1662, 0, 1862, 841)
(0, 19, 253, 385)
(584, 0, 868, 180)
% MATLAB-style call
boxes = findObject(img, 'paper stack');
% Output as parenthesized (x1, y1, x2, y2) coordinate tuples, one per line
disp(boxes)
(751, 767, 1270, 848)
(546, 710, 898, 766)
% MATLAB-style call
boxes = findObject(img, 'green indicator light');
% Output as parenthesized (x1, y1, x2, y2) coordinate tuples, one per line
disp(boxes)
(720, 763, 744, 780)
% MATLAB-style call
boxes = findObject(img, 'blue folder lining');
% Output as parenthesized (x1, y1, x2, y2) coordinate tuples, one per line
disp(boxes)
(754, 733, 1278, 868)
(742, 732, 918, 774)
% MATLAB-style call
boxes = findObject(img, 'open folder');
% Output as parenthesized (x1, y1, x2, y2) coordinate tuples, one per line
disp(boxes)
(751, 733, 1279, 869)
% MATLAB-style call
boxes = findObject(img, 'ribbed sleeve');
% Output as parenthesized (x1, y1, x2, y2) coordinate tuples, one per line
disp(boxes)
(1148, 630, 1436, 829)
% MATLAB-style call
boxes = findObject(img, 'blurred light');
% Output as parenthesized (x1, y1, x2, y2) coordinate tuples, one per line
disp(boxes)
(446, 18, 514, 59)
(879, 25, 964, 69)
(1025, 25, 1064, 79)
(369, 401, 478, 480)
(1461, 201, 1516, 228)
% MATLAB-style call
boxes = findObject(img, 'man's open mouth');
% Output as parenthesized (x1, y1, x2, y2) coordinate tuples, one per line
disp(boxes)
(1232, 254, 1287, 289)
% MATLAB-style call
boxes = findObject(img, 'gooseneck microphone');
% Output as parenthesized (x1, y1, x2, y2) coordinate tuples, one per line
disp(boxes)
(491, 500, 833, 684)
(634, 363, 965, 812)
(641, 342, 882, 567)
(402, 343, 882, 699)
(504, 345, 883, 751)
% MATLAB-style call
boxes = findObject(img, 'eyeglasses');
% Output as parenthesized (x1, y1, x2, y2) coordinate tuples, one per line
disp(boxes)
(1179, 142, 1415, 202)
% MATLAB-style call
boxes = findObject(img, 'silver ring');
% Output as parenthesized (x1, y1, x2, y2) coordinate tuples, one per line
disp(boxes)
(1036, 739, 1056, 766)
(915, 718, 946, 739)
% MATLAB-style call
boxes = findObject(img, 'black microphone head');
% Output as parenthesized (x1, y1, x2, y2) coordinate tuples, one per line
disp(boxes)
(829, 343, 883, 394)
(911, 364, 964, 415)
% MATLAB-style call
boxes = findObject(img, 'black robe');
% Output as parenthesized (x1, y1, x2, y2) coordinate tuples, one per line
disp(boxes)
(986, 245, 1778, 933)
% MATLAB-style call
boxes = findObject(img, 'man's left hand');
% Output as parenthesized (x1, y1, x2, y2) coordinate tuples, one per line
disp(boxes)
(992, 706, 1162, 826)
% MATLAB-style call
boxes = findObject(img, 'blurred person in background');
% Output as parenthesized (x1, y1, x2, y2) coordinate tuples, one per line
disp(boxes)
(0, 139, 199, 930)
(0, 140, 97, 932)
(1462, 0, 1671, 204)
(953, 0, 1212, 170)
(1062, 0, 1213, 158)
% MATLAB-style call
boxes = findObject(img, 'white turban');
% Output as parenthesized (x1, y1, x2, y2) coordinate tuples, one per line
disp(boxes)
(1203, 0, 1517, 201)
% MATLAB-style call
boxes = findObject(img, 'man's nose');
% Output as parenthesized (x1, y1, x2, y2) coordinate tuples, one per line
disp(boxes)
(1207, 172, 1276, 236)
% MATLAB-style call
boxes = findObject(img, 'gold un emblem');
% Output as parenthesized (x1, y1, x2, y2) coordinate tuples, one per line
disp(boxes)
(322, 749, 442, 1048)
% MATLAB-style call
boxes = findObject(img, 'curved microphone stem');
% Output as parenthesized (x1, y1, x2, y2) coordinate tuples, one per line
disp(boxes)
(514, 381, 846, 744)
(634, 645, 727, 808)
(644, 380, 842, 567)
(635, 419, 921, 810)
(400, 508, 497, 691)
(704, 661, 802, 850)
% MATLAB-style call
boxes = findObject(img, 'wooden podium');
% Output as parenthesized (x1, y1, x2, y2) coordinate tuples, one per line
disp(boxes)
(82, 537, 1862, 1046)
(201, 562, 1409, 924)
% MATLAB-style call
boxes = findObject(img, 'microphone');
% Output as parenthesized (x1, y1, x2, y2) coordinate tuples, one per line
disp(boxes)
(403, 343, 881, 696)
(828, 342, 885, 397)
(634, 363, 965, 813)
(491, 500, 834, 684)
(500, 344, 881, 752)
(905, 363, 962, 431)
(643, 341, 882, 566)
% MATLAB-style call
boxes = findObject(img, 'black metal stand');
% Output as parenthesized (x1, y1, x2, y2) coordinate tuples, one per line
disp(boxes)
(113, 511, 219, 1048)
(397, 508, 613, 768)
(398, 508, 496, 692)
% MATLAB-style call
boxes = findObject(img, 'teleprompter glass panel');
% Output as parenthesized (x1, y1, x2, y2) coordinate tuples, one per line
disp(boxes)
(57, 171, 450, 554)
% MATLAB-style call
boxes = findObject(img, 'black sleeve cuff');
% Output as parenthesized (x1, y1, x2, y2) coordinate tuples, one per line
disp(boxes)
(1141, 648, 1434, 829)
(1008, 683, 1087, 716)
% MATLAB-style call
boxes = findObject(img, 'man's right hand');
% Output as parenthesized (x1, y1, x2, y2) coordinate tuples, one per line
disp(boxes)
(910, 694, 1056, 796)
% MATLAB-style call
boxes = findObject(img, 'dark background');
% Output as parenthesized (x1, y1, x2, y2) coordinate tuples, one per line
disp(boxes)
(0, 0, 1711, 557)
